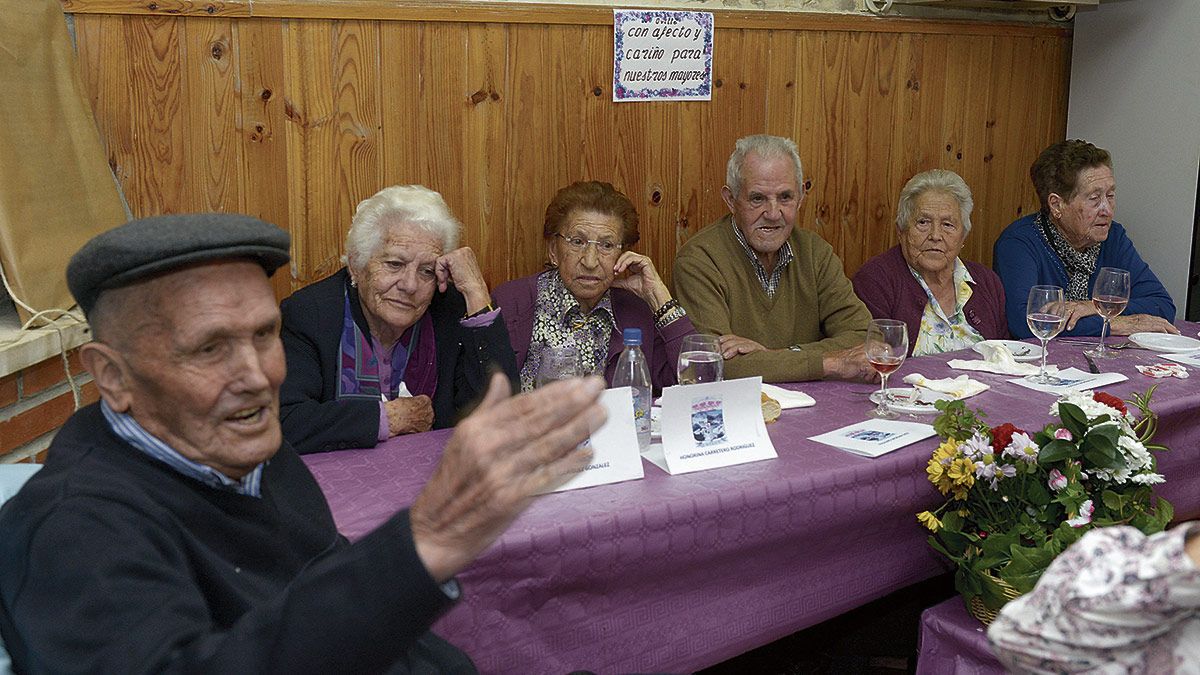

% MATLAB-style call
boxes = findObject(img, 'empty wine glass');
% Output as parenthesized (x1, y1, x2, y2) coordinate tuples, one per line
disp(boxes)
(1087, 267, 1130, 359)
(677, 334, 723, 385)
(864, 319, 908, 419)
(1025, 285, 1067, 384)
(536, 345, 580, 387)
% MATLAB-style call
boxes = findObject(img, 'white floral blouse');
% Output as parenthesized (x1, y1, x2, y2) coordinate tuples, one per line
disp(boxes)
(988, 522, 1200, 674)
(910, 258, 985, 357)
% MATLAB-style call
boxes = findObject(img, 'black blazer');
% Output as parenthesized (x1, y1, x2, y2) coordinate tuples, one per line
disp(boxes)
(279, 268, 517, 454)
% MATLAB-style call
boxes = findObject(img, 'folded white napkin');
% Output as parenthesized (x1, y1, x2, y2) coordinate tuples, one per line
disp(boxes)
(761, 383, 816, 409)
(902, 373, 989, 400)
(947, 342, 1042, 376)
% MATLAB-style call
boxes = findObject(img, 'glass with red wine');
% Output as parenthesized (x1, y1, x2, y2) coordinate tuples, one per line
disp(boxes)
(1087, 267, 1130, 359)
(864, 319, 908, 419)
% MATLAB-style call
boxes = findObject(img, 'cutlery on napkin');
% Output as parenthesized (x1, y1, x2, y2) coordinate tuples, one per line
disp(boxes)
(760, 383, 816, 409)
(947, 342, 1042, 376)
(902, 373, 989, 400)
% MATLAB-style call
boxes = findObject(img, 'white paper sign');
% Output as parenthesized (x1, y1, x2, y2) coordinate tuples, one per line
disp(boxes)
(810, 419, 936, 458)
(658, 376, 776, 474)
(551, 387, 645, 492)
(1008, 367, 1128, 395)
(612, 10, 713, 102)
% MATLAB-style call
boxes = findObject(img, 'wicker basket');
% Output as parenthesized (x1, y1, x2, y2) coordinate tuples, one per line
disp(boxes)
(965, 573, 1023, 626)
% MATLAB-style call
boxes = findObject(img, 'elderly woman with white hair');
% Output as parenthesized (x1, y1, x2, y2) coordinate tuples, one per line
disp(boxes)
(853, 169, 1007, 356)
(280, 185, 517, 454)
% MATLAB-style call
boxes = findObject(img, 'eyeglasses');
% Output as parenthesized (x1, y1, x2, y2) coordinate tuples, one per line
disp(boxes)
(555, 233, 622, 256)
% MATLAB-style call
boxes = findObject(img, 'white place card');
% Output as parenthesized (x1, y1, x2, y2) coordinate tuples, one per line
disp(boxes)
(1163, 352, 1200, 368)
(657, 376, 777, 475)
(809, 419, 936, 458)
(1008, 367, 1128, 395)
(550, 387, 645, 492)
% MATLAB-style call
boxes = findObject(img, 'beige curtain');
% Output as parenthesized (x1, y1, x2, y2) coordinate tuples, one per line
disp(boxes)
(0, 0, 126, 324)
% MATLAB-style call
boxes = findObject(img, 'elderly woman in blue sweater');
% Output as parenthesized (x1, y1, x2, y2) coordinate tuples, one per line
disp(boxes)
(993, 139, 1177, 338)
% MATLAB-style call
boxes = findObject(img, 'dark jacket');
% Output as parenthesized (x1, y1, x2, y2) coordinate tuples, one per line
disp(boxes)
(280, 268, 517, 454)
(0, 404, 459, 673)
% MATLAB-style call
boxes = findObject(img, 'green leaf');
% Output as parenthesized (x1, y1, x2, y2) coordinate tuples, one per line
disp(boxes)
(1101, 489, 1125, 512)
(1026, 478, 1052, 507)
(941, 510, 964, 532)
(1059, 402, 1089, 439)
(977, 533, 1018, 568)
(1083, 443, 1126, 471)
(1038, 439, 1079, 464)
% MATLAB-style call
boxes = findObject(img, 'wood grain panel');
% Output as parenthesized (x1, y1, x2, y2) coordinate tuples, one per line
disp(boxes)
(237, 17, 296, 297)
(66, 9, 1073, 298)
(183, 16, 244, 213)
(124, 14, 187, 215)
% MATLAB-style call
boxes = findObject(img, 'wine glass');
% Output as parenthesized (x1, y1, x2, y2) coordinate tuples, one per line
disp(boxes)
(864, 319, 908, 419)
(1025, 285, 1067, 384)
(536, 345, 580, 387)
(1087, 267, 1130, 359)
(677, 334, 723, 385)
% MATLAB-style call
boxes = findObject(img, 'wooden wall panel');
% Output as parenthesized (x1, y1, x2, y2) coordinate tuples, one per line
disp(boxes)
(66, 9, 1072, 300)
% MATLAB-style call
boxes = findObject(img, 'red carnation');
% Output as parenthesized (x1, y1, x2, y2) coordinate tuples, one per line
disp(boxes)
(990, 423, 1023, 455)
(1093, 392, 1128, 415)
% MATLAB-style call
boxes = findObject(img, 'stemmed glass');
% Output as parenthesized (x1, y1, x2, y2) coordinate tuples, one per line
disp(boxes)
(677, 334, 724, 385)
(536, 346, 580, 387)
(864, 319, 908, 419)
(1087, 267, 1130, 359)
(1025, 285, 1068, 384)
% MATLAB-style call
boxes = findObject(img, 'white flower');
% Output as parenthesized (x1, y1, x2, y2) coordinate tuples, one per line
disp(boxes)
(959, 433, 992, 461)
(1066, 499, 1095, 528)
(1130, 472, 1165, 485)
(1002, 432, 1039, 463)
(1047, 469, 1068, 491)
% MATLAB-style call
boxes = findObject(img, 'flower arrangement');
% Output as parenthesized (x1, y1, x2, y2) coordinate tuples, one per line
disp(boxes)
(917, 387, 1173, 619)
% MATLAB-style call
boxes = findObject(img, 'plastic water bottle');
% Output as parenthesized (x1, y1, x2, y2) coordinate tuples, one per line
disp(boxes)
(612, 328, 652, 451)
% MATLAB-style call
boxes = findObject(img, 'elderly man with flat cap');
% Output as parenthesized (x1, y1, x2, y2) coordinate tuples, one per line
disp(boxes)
(673, 135, 875, 382)
(0, 214, 605, 673)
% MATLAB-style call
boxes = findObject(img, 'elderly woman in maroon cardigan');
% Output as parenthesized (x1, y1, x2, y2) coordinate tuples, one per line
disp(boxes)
(492, 181, 696, 394)
(852, 169, 1007, 356)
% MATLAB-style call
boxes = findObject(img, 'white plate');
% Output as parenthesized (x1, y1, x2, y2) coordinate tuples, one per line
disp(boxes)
(972, 339, 1042, 362)
(1129, 332, 1200, 353)
(868, 388, 948, 415)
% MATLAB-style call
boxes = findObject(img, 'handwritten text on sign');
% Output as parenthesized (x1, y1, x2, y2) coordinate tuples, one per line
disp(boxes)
(613, 10, 713, 102)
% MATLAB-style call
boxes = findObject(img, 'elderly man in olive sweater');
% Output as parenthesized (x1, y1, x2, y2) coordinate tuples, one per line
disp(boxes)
(674, 135, 875, 383)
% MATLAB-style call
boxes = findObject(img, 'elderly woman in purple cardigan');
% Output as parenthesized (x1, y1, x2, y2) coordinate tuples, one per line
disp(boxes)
(852, 169, 1007, 356)
(492, 181, 696, 393)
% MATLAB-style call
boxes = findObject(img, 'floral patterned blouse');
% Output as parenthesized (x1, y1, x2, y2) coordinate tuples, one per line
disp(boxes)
(988, 522, 1200, 673)
(518, 270, 615, 391)
(910, 258, 985, 357)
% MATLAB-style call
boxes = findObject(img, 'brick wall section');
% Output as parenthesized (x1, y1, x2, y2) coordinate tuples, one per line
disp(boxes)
(0, 348, 98, 463)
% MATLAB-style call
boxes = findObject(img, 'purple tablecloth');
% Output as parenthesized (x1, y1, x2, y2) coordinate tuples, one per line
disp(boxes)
(917, 598, 1004, 675)
(304, 325, 1200, 674)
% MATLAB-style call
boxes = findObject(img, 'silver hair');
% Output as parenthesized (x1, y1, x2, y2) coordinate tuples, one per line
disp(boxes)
(343, 185, 462, 271)
(725, 134, 804, 197)
(895, 169, 974, 234)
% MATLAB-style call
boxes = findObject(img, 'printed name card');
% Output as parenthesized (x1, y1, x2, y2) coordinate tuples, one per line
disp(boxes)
(656, 376, 777, 474)
(809, 419, 936, 458)
(551, 387, 645, 492)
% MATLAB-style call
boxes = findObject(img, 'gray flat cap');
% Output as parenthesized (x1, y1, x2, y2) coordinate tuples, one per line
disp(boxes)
(68, 213, 291, 314)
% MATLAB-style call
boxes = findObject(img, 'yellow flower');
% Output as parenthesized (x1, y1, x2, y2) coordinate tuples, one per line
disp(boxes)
(947, 458, 976, 487)
(932, 438, 959, 464)
(917, 511, 942, 532)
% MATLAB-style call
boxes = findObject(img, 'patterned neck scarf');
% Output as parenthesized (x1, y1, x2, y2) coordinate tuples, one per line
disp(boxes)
(1037, 210, 1100, 301)
(519, 270, 615, 391)
(337, 285, 438, 400)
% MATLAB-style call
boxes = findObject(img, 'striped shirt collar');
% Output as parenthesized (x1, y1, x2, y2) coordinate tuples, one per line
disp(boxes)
(731, 220, 793, 297)
(100, 399, 265, 497)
